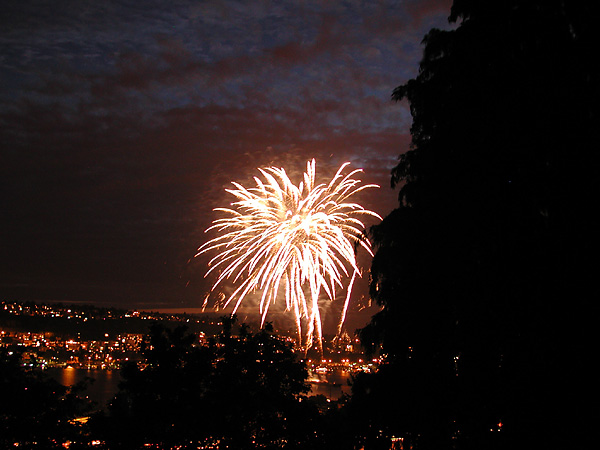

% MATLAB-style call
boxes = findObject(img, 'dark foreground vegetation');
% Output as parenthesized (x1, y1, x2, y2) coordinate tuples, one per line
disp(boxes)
(1, 318, 348, 449)
(353, 1, 595, 449)
(2, 0, 595, 448)
(90, 318, 328, 449)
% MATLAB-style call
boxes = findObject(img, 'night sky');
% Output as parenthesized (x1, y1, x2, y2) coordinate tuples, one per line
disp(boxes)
(1, 0, 452, 331)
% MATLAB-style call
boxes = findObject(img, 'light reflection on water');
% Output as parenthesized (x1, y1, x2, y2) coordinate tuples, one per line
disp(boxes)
(45, 368, 121, 410)
(308, 368, 352, 400)
(45, 366, 351, 411)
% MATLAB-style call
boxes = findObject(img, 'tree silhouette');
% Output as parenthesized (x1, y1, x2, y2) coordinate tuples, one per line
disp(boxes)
(0, 348, 93, 449)
(90, 317, 324, 449)
(354, 1, 597, 449)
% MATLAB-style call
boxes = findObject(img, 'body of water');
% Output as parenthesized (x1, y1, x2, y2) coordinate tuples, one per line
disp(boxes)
(45, 367, 121, 410)
(308, 367, 352, 399)
(45, 365, 351, 412)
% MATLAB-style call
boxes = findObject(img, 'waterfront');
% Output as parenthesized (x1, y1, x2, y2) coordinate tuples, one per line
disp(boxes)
(308, 367, 352, 399)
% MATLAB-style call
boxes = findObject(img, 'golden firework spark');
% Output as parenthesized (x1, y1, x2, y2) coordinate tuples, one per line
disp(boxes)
(196, 159, 380, 351)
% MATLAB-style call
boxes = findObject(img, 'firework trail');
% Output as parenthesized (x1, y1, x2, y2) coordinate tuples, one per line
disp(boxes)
(196, 159, 380, 351)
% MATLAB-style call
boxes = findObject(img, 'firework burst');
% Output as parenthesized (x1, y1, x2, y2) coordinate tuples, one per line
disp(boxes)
(196, 159, 380, 351)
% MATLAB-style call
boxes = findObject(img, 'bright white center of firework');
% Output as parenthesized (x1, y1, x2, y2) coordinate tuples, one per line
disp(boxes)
(196, 159, 381, 351)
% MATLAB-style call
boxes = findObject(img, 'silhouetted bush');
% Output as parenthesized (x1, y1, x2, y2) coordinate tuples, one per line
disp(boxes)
(0, 348, 93, 449)
(89, 317, 330, 449)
